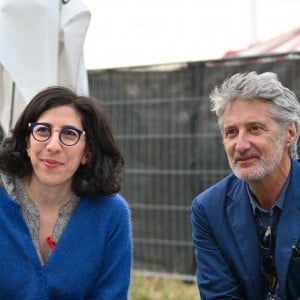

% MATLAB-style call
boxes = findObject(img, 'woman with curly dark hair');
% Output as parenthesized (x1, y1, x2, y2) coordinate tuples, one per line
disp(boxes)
(0, 86, 132, 299)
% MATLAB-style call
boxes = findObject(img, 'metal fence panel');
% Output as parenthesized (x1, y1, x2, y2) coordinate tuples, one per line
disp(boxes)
(88, 53, 300, 279)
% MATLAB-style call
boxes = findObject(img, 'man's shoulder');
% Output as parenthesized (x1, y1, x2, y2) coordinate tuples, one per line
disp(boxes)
(192, 173, 243, 208)
(197, 172, 239, 195)
(289, 159, 300, 184)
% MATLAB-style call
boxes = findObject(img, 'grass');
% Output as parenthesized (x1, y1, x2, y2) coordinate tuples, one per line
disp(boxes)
(129, 274, 199, 300)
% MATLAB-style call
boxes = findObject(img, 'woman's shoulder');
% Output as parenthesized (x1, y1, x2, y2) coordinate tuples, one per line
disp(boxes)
(0, 170, 22, 198)
(0, 171, 23, 208)
(101, 193, 129, 210)
(77, 194, 131, 229)
(81, 193, 130, 214)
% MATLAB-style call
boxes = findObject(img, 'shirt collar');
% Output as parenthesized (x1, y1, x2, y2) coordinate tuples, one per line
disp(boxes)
(247, 171, 290, 216)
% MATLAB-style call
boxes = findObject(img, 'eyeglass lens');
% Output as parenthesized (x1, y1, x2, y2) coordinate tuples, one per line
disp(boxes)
(259, 226, 277, 295)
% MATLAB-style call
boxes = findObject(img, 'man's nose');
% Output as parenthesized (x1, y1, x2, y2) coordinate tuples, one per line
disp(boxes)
(235, 134, 251, 152)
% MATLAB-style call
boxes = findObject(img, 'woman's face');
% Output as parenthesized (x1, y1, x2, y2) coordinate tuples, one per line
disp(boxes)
(26, 105, 88, 189)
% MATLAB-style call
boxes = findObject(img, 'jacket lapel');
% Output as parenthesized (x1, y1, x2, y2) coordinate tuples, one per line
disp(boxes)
(226, 180, 262, 297)
(276, 160, 300, 298)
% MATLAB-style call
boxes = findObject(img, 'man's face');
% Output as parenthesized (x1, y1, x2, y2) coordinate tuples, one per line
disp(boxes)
(222, 98, 292, 181)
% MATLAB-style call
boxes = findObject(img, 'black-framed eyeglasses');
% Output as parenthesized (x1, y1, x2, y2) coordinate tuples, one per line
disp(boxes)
(259, 225, 277, 299)
(28, 122, 85, 146)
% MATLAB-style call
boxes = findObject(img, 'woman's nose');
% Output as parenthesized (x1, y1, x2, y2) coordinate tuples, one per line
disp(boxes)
(45, 131, 62, 150)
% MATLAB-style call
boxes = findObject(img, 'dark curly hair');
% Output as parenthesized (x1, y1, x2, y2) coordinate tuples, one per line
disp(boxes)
(0, 86, 124, 197)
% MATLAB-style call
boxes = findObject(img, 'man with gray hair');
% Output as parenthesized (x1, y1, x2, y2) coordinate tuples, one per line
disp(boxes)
(191, 72, 300, 299)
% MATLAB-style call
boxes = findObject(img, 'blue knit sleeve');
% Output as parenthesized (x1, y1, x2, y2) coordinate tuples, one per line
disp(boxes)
(87, 194, 133, 299)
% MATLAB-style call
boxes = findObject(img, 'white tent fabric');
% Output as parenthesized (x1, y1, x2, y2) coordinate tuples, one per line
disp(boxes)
(0, 0, 91, 135)
(224, 27, 300, 57)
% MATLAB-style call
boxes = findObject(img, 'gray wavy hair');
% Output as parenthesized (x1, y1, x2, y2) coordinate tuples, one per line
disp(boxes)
(210, 71, 300, 159)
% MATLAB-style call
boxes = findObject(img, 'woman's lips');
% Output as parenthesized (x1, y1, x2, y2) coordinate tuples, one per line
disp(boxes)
(42, 159, 63, 169)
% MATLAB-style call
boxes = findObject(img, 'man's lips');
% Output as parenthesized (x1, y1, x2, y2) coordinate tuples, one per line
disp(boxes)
(235, 156, 257, 163)
(42, 159, 63, 168)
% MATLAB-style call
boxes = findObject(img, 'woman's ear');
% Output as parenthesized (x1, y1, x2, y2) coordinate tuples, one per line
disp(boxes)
(26, 138, 31, 157)
(81, 149, 92, 165)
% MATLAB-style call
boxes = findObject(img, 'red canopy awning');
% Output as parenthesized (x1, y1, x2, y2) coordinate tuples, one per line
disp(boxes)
(224, 27, 300, 57)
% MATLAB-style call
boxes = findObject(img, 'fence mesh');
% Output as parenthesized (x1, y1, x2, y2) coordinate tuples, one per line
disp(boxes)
(88, 53, 300, 279)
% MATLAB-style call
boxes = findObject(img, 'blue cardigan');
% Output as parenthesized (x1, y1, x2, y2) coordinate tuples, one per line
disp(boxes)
(0, 188, 132, 299)
(192, 159, 300, 300)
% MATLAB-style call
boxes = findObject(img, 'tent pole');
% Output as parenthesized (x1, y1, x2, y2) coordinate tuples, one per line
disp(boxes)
(250, 0, 258, 45)
(9, 81, 15, 131)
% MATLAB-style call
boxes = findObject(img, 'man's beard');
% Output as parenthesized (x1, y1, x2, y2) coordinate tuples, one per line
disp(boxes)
(228, 135, 285, 181)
